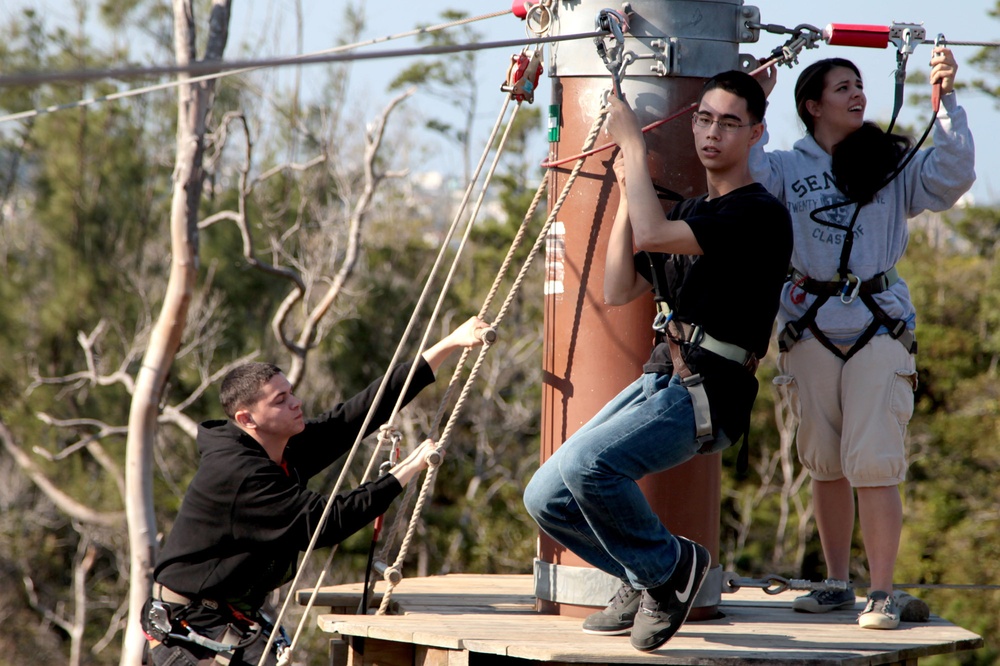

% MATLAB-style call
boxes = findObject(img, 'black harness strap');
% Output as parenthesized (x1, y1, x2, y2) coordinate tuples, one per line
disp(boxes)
(780, 196, 916, 361)
(781, 92, 944, 361)
(644, 253, 755, 473)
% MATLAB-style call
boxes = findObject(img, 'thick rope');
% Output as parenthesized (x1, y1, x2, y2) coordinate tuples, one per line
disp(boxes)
(375, 174, 549, 567)
(428, 174, 549, 435)
(265, 95, 520, 661)
(0, 9, 512, 125)
(368, 101, 542, 577)
(376, 95, 611, 614)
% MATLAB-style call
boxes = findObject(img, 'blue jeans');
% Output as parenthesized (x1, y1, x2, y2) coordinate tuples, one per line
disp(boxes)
(524, 372, 702, 590)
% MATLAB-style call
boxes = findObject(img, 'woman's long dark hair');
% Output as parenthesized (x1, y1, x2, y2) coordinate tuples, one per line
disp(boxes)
(795, 58, 912, 204)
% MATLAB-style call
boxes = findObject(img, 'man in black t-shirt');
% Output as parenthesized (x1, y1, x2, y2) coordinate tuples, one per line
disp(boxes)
(524, 71, 792, 652)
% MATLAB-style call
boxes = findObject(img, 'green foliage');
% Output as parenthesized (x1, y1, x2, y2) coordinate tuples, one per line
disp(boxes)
(4, 2, 1000, 665)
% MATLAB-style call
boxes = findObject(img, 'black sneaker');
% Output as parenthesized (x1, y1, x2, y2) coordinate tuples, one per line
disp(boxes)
(629, 536, 710, 652)
(581, 583, 640, 635)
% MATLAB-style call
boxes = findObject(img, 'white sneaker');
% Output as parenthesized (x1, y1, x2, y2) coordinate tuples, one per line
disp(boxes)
(858, 590, 900, 629)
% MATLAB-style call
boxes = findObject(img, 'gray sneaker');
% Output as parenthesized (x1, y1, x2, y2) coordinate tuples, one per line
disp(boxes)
(581, 583, 640, 635)
(858, 590, 900, 629)
(791, 582, 856, 613)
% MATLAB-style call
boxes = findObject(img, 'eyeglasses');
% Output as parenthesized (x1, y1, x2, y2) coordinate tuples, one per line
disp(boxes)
(691, 113, 754, 133)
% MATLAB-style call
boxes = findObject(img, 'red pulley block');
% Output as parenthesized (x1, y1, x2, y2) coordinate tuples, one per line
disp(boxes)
(501, 50, 544, 103)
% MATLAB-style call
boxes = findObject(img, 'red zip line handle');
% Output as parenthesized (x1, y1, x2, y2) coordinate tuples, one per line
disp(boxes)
(541, 56, 781, 169)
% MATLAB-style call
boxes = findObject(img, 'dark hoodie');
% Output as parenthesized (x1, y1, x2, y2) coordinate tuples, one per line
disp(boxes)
(153, 359, 436, 612)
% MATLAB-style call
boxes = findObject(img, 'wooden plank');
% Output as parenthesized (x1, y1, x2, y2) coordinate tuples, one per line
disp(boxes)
(308, 574, 983, 666)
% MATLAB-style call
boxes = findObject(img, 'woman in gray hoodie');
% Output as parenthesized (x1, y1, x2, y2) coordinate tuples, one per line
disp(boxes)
(750, 49, 975, 630)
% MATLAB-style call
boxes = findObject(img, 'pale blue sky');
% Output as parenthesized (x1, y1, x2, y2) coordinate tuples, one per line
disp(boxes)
(4, 1, 998, 202)
(233, 0, 996, 203)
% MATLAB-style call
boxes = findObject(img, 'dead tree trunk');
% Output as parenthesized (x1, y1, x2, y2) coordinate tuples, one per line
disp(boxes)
(120, 1, 230, 664)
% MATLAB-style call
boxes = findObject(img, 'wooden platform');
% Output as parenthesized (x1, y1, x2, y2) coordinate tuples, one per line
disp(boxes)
(306, 574, 983, 666)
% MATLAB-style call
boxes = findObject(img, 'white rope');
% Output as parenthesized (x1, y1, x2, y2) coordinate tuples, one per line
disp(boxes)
(0, 9, 512, 125)
(374, 168, 550, 578)
(363, 101, 541, 599)
(376, 93, 612, 614)
(259, 94, 519, 663)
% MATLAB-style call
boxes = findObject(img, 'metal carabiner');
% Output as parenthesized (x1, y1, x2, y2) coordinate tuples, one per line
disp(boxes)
(652, 311, 672, 333)
(594, 8, 629, 99)
(840, 273, 861, 304)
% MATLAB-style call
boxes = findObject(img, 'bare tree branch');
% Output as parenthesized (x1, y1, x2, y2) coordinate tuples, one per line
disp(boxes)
(70, 535, 98, 666)
(0, 419, 124, 527)
(283, 87, 414, 385)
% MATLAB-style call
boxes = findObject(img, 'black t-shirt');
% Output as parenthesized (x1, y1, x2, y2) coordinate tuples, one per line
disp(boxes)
(635, 183, 792, 440)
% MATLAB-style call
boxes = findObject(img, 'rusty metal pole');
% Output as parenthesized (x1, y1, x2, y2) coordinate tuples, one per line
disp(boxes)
(537, 0, 760, 620)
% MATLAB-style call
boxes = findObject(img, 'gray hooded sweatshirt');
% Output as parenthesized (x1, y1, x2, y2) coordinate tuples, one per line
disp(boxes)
(749, 93, 975, 345)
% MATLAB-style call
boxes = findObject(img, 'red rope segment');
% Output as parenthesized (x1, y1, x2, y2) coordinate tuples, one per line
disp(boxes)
(540, 56, 782, 169)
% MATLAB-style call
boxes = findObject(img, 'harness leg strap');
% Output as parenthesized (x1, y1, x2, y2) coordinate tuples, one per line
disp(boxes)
(681, 373, 714, 446)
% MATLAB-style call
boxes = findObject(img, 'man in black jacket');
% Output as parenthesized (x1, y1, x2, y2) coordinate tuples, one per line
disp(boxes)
(143, 316, 490, 666)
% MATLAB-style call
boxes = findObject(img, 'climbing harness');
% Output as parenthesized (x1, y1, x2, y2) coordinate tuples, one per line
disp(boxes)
(501, 48, 544, 103)
(143, 588, 291, 666)
(643, 253, 758, 453)
(779, 32, 947, 361)
(778, 250, 918, 363)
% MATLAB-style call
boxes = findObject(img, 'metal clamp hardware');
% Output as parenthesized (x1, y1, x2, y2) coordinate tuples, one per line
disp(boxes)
(594, 8, 630, 99)
(748, 22, 824, 68)
(721, 572, 851, 596)
(888, 22, 927, 54)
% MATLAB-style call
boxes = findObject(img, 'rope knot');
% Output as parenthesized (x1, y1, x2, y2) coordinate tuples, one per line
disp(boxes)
(377, 424, 402, 447)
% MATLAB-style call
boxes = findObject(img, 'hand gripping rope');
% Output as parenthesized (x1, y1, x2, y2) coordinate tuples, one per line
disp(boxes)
(372, 100, 615, 620)
(260, 90, 528, 664)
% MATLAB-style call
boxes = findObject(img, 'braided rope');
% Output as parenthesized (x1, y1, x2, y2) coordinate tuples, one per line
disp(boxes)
(376, 96, 611, 614)
(373, 171, 544, 576)
(373, 175, 549, 570)
(257, 96, 515, 663)
(372, 102, 542, 575)
(428, 174, 549, 435)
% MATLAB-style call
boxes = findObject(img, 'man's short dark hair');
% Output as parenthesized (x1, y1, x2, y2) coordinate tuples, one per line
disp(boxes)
(698, 70, 766, 124)
(220, 362, 283, 420)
